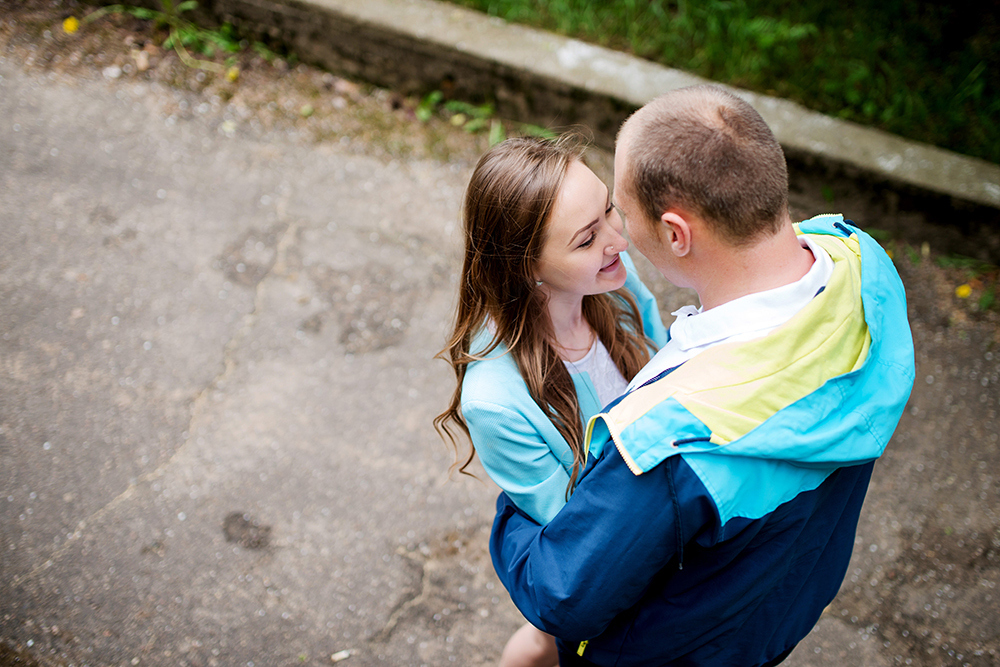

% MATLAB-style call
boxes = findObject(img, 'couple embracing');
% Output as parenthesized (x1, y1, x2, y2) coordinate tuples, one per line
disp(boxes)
(436, 85, 915, 667)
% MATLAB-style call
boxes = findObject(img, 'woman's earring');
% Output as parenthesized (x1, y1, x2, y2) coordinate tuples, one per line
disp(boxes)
(535, 280, 543, 286)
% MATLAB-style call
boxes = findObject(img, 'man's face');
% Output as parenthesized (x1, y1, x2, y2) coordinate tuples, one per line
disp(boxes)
(613, 142, 691, 287)
(613, 147, 659, 266)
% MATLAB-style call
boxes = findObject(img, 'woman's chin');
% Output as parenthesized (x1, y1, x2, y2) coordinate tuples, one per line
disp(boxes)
(599, 260, 627, 291)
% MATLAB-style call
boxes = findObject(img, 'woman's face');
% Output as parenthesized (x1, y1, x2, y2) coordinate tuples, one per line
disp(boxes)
(535, 160, 629, 302)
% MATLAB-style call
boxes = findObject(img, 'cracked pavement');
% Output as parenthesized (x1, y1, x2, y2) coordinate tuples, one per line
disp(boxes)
(0, 56, 519, 666)
(2, 9, 1000, 666)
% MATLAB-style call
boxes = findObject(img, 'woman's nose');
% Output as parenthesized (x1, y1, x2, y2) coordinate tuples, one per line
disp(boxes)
(605, 221, 628, 254)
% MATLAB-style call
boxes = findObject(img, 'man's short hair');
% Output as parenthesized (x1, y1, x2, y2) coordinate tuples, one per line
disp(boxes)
(619, 85, 789, 245)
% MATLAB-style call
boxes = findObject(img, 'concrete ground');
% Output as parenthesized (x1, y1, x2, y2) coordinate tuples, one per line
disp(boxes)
(2, 3, 999, 667)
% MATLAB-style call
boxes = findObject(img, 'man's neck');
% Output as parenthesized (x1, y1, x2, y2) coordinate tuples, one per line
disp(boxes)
(695, 224, 815, 311)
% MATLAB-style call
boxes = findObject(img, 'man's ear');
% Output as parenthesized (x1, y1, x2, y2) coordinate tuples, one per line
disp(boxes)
(661, 210, 692, 257)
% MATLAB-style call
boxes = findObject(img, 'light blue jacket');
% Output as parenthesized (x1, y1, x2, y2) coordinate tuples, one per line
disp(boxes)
(461, 252, 668, 524)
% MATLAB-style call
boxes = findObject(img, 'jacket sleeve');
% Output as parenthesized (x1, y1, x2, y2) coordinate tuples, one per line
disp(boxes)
(620, 251, 668, 348)
(465, 399, 572, 525)
(490, 446, 713, 640)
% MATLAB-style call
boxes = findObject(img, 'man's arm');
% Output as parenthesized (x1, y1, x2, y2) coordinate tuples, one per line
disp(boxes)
(489, 446, 715, 640)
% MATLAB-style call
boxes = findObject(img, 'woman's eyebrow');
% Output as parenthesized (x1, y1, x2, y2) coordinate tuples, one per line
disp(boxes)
(568, 184, 610, 245)
(569, 219, 600, 245)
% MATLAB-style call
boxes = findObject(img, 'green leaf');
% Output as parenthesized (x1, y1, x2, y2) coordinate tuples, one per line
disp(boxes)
(443, 100, 493, 118)
(203, 29, 240, 52)
(517, 123, 556, 139)
(464, 117, 488, 133)
(415, 90, 443, 122)
(488, 119, 506, 146)
(423, 90, 443, 107)
(979, 287, 995, 311)
(127, 7, 160, 20)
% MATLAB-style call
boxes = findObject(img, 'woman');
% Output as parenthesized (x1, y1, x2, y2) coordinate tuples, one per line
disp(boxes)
(435, 135, 667, 666)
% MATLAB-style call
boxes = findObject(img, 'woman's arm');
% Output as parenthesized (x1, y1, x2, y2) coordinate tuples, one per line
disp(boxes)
(464, 398, 572, 525)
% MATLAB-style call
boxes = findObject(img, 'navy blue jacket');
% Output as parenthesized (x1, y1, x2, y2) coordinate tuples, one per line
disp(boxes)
(489, 217, 915, 666)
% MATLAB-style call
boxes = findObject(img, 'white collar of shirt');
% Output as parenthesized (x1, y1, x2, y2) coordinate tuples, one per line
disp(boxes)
(627, 235, 834, 391)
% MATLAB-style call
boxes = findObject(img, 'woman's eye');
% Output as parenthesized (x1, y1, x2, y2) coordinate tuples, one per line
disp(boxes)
(605, 202, 614, 215)
(579, 232, 596, 248)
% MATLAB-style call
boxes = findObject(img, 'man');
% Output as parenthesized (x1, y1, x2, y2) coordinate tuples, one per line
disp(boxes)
(489, 85, 916, 666)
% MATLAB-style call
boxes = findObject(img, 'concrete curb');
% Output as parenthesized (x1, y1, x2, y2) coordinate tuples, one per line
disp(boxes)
(199, 0, 1000, 215)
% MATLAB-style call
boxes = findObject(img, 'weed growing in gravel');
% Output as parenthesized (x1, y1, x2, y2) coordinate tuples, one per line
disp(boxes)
(935, 255, 999, 312)
(83, 0, 241, 72)
(416, 90, 555, 145)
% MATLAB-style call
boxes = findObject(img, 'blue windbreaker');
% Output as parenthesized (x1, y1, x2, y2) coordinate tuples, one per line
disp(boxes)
(490, 215, 916, 666)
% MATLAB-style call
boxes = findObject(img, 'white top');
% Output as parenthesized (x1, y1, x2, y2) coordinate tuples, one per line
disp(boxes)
(564, 338, 629, 408)
(627, 236, 835, 391)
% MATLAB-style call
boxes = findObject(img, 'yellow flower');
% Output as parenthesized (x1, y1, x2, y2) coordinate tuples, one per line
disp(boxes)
(955, 284, 972, 299)
(62, 16, 80, 34)
(226, 66, 240, 82)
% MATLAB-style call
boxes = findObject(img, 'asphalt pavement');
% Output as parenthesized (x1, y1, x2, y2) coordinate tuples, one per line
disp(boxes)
(0, 54, 518, 666)
(2, 8, 999, 667)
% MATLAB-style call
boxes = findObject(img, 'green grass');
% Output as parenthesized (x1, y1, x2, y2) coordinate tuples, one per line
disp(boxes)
(85, 0, 242, 71)
(445, 0, 1000, 165)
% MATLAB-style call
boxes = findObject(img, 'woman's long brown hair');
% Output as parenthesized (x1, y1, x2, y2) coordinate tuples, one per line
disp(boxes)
(434, 136, 654, 498)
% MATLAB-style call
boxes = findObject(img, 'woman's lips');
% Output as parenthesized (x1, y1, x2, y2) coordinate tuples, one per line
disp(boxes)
(601, 255, 621, 272)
